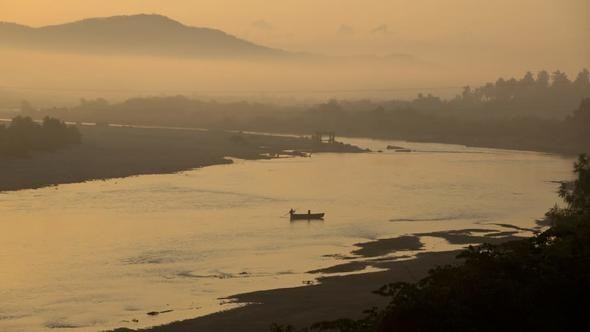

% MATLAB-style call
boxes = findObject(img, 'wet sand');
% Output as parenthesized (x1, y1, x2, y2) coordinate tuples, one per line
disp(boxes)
(112, 230, 523, 332)
(0, 125, 363, 192)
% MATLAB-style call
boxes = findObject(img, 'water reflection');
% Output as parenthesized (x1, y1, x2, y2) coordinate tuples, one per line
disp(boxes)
(0, 138, 573, 331)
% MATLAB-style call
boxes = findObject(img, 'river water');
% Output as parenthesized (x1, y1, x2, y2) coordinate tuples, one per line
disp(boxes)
(0, 138, 573, 331)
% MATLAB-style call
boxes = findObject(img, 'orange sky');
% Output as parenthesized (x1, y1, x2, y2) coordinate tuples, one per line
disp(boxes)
(0, 0, 588, 102)
(1, 0, 589, 62)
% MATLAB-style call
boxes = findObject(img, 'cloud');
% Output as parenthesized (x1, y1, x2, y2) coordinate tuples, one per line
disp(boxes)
(371, 24, 390, 35)
(337, 24, 355, 35)
(251, 19, 273, 31)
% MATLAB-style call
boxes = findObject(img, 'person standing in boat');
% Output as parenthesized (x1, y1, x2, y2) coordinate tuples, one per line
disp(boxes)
(289, 208, 295, 215)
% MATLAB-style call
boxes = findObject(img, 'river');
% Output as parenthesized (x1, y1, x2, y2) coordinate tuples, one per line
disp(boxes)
(0, 138, 574, 331)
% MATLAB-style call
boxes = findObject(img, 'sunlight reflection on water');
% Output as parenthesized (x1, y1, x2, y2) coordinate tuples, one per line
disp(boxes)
(0, 138, 573, 331)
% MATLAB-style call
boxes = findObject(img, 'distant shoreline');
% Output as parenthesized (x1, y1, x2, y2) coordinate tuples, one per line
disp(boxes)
(267, 129, 580, 157)
(2, 116, 577, 161)
(0, 125, 364, 192)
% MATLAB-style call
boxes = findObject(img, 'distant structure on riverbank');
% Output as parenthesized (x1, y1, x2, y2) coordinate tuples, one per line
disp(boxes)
(312, 131, 336, 144)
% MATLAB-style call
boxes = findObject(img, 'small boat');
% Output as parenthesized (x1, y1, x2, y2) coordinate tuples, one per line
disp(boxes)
(386, 145, 412, 152)
(289, 210, 325, 220)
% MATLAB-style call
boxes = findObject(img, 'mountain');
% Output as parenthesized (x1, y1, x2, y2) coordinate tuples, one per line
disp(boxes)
(0, 14, 288, 58)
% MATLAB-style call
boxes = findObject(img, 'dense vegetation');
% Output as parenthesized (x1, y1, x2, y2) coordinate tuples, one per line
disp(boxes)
(413, 69, 590, 118)
(0, 116, 81, 157)
(19, 69, 590, 155)
(271, 154, 590, 331)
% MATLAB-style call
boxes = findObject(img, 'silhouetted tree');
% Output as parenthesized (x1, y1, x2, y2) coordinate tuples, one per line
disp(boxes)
(551, 70, 571, 88)
(574, 68, 590, 87)
(520, 71, 535, 86)
(536, 70, 550, 88)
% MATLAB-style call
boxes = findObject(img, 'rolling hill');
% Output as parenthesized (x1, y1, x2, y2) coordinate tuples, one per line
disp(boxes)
(0, 14, 288, 58)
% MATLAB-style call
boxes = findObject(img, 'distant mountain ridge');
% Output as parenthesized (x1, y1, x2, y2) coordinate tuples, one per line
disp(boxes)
(0, 14, 288, 58)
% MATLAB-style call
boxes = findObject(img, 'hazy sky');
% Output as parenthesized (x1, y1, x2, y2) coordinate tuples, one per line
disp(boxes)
(1, 0, 589, 103)
(2, 0, 589, 61)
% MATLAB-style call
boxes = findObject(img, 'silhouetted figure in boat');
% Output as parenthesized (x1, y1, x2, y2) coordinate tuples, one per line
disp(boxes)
(288, 209, 325, 220)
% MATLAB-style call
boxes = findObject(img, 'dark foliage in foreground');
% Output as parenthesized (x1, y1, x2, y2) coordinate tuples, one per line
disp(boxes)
(0, 116, 81, 157)
(272, 155, 590, 331)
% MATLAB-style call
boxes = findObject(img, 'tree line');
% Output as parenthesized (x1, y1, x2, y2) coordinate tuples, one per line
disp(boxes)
(0, 116, 81, 157)
(290, 97, 590, 154)
(414, 69, 590, 118)
(18, 69, 590, 155)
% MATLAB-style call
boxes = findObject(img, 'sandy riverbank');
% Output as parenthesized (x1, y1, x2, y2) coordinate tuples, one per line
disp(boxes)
(0, 125, 363, 192)
(112, 229, 524, 332)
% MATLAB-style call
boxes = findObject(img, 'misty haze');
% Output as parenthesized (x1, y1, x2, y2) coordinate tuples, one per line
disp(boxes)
(0, 1, 589, 332)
